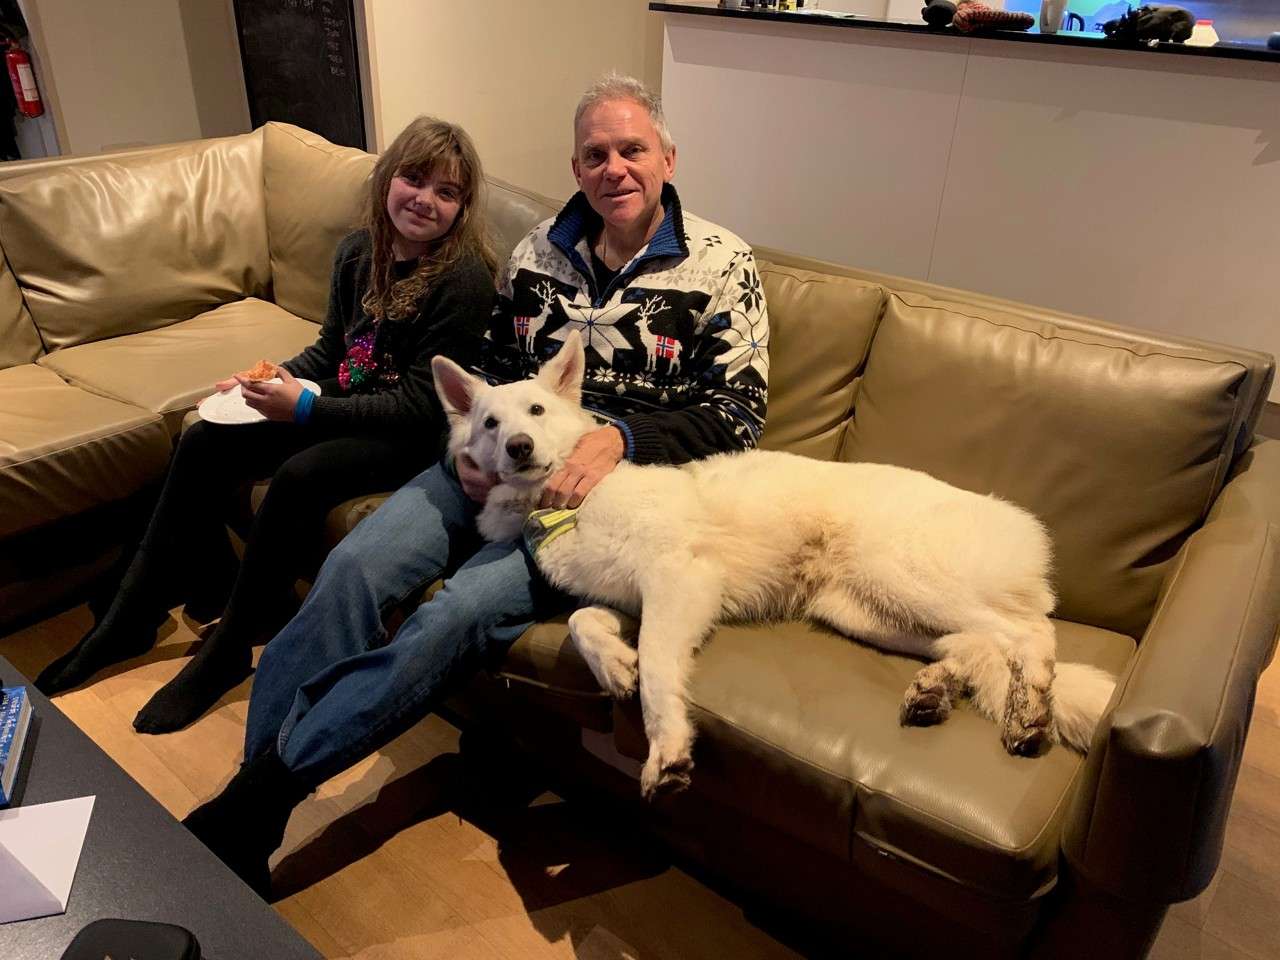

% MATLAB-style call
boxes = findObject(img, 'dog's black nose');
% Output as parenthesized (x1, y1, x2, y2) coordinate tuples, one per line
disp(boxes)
(506, 434, 534, 463)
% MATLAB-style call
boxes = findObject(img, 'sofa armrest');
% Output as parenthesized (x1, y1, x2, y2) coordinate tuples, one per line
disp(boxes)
(1061, 438, 1280, 903)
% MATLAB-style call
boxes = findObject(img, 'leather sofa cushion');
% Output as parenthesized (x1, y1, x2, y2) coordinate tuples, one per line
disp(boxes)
(688, 618, 1133, 901)
(263, 123, 375, 324)
(0, 257, 42, 370)
(0, 365, 171, 538)
(844, 291, 1254, 638)
(38, 299, 320, 435)
(493, 613, 614, 731)
(757, 263, 884, 461)
(0, 131, 270, 351)
(321, 491, 391, 549)
(497, 613, 609, 701)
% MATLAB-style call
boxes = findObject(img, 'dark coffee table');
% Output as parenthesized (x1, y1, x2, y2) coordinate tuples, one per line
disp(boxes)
(0, 655, 321, 960)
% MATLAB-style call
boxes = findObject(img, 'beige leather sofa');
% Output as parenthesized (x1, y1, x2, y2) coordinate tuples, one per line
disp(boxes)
(1, 125, 1277, 960)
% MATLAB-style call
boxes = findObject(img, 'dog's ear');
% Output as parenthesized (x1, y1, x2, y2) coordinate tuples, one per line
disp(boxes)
(537, 330, 585, 403)
(432, 355, 486, 421)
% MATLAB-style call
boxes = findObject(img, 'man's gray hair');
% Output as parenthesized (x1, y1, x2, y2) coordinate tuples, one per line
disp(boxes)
(574, 73, 673, 152)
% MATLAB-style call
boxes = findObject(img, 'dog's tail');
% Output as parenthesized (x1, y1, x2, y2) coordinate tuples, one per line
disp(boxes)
(1051, 661, 1117, 752)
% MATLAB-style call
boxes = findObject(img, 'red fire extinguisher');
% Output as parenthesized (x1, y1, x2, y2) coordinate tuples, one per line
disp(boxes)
(5, 41, 44, 118)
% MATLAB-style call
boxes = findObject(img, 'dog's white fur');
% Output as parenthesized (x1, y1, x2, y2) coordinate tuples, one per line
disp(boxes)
(433, 334, 1115, 798)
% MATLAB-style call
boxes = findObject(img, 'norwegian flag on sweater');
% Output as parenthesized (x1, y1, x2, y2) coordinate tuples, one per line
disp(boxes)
(482, 185, 769, 466)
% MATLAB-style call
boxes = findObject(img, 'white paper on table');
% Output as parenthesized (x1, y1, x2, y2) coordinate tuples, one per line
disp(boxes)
(0, 796, 96, 924)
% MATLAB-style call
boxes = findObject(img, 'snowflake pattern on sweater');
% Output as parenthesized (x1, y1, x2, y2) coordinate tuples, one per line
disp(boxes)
(483, 185, 769, 466)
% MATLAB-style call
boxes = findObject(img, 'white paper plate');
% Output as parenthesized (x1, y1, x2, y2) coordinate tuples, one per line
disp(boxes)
(196, 378, 321, 425)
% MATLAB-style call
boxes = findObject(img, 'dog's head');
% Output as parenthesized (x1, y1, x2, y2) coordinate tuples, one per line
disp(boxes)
(432, 331, 595, 487)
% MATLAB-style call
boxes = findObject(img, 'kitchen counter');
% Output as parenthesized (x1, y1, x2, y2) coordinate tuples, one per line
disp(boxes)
(650, 2, 1280, 64)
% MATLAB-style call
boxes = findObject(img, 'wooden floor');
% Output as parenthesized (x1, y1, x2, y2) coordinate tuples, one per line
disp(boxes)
(3, 605, 1279, 960)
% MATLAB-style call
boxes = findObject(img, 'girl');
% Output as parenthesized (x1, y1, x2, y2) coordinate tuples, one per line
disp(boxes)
(36, 117, 498, 737)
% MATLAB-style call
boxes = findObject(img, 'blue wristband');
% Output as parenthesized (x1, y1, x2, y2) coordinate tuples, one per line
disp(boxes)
(294, 387, 317, 424)
(614, 420, 636, 461)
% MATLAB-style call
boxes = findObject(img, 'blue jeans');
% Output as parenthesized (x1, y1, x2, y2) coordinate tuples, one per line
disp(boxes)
(244, 460, 570, 786)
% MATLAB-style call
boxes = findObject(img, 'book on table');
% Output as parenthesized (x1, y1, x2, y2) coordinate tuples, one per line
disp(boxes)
(1, 685, 33, 807)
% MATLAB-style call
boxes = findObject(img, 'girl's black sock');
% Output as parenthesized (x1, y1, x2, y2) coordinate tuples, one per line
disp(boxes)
(34, 605, 166, 695)
(132, 627, 254, 734)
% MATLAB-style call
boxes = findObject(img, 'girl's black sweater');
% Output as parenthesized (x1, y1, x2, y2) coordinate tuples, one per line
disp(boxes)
(282, 229, 494, 439)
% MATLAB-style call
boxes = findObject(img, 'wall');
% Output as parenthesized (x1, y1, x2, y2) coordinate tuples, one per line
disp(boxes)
(364, 0, 663, 202)
(661, 14, 1280, 398)
(884, 0, 931, 17)
(824, 1, 906, 14)
(18, 0, 248, 157)
(178, 0, 251, 140)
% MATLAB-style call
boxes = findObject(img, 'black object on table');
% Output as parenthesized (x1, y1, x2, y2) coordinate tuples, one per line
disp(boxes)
(0, 655, 321, 960)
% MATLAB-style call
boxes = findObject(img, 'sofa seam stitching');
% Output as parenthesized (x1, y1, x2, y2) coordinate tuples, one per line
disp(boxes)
(885, 292, 1254, 372)
(0, 417, 167, 472)
(34, 362, 180, 412)
(1194, 366, 1251, 527)
(1188, 521, 1272, 887)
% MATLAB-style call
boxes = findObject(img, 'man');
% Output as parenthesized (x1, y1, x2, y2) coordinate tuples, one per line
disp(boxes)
(182, 74, 770, 895)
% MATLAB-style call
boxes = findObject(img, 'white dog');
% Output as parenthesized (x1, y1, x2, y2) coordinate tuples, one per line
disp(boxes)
(432, 333, 1115, 798)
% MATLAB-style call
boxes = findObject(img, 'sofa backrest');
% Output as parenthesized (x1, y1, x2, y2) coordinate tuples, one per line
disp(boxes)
(756, 262, 884, 461)
(0, 130, 271, 351)
(846, 287, 1270, 638)
(753, 247, 1273, 638)
(0, 121, 559, 358)
(0, 254, 43, 369)
(262, 123, 375, 324)
(484, 176, 560, 267)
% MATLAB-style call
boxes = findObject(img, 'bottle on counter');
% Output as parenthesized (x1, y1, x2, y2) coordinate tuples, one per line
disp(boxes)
(1039, 0, 1068, 34)
(1186, 19, 1219, 46)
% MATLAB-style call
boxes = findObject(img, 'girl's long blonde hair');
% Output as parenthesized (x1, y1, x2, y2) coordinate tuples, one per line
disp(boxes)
(362, 117, 497, 321)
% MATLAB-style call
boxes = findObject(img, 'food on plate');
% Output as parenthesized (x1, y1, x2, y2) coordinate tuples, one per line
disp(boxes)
(238, 359, 278, 382)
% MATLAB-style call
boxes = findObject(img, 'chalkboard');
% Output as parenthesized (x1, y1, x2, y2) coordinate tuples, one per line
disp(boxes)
(232, 0, 366, 150)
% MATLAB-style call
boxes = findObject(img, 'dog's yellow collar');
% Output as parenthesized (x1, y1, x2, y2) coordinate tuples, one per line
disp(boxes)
(523, 507, 580, 555)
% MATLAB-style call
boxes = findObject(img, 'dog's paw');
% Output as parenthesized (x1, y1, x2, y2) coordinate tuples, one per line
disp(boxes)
(640, 748, 694, 801)
(598, 645, 639, 699)
(900, 665, 954, 727)
(1001, 661, 1056, 757)
(569, 608, 639, 698)
(477, 505, 525, 543)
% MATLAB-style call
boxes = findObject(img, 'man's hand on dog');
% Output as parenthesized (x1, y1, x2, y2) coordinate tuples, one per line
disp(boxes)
(540, 426, 625, 509)
(236, 368, 304, 422)
(458, 453, 500, 504)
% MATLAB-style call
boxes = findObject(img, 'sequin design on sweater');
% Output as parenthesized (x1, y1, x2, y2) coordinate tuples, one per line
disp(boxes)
(338, 327, 400, 391)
